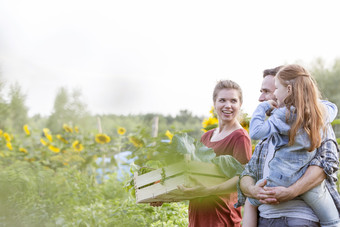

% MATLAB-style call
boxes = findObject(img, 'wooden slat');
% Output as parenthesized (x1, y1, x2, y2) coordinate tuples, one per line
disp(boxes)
(134, 162, 186, 189)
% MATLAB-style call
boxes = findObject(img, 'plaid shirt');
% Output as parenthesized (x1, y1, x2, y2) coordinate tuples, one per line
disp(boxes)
(235, 135, 340, 213)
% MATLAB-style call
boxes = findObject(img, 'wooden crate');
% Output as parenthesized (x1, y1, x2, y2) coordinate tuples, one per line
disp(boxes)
(134, 160, 228, 203)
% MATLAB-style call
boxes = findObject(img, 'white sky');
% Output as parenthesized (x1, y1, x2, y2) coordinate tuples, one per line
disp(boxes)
(1, 0, 340, 117)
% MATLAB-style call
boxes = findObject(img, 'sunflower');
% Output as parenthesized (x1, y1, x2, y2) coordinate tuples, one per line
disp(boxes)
(202, 116, 219, 132)
(48, 145, 60, 153)
(0, 129, 3, 137)
(43, 128, 53, 142)
(129, 136, 144, 148)
(117, 127, 126, 135)
(74, 126, 79, 133)
(6, 142, 13, 151)
(63, 124, 73, 133)
(23, 124, 30, 136)
(72, 140, 84, 152)
(19, 147, 28, 153)
(95, 133, 111, 144)
(40, 138, 49, 146)
(165, 130, 174, 141)
(3, 132, 11, 142)
(56, 134, 68, 144)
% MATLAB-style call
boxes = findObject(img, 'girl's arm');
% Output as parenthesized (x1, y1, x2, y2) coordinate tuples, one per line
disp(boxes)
(320, 100, 338, 122)
(249, 101, 290, 140)
(242, 199, 258, 227)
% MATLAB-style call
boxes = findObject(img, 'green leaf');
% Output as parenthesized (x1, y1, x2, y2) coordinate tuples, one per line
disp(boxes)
(211, 155, 244, 178)
(171, 133, 195, 155)
(193, 143, 216, 162)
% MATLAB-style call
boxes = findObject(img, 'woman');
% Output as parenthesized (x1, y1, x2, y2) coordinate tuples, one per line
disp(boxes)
(179, 80, 252, 226)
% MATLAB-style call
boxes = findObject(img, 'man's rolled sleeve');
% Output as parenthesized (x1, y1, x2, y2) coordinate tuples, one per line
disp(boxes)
(235, 151, 260, 208)
(309, 138, 339, 182)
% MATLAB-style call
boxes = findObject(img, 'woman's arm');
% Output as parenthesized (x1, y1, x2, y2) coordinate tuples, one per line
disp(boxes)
(177, 176, 238, 197)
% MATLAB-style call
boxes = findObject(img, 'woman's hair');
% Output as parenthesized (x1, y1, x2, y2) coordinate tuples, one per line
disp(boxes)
(276, 64, 324, 151)
(213, 80, 243, 104)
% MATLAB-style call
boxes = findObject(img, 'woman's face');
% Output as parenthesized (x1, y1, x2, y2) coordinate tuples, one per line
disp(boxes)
(274, 76, 289, 107)
(214, 88, 241, 123)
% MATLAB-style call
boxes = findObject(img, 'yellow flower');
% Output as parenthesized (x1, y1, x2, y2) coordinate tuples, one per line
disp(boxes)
(19, 147, 28, 153)
(74, 126, 79, 133)
(209, 106, 217, 118)
(0, 129, 3, 137)
(23, 124, 30, 136)
(117, 127, 126, 135)
(3, 132, 11, 142)
(48, 145, 60, 153)
(40, 138, 49, 146)
(72, 140, 84, 152)
(165, 130, 174, 141)
(6, 142, 13, 151)
(95, 133, 111, 144)
(129, 136, 144, 148)
(202, 116, 219, 128)
(56, 134, 68, 144)
(63, 124, 73, 133)
(43, 128, 53, 142)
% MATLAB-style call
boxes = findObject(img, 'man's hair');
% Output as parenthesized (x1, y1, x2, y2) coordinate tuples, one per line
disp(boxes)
(263, 65, 284, 78)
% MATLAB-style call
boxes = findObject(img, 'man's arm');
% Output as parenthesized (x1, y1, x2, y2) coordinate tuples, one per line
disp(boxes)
(261, 166, 325, 203)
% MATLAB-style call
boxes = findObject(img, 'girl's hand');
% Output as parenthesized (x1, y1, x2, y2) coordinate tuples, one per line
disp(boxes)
(267, 100, 278, 109)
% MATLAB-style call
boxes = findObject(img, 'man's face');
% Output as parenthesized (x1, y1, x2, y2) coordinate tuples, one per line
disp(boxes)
(258, 75, 276, 102)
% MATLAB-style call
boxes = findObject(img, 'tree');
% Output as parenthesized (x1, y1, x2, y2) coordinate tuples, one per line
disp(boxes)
(6, 83, 28, 132)
(0, 75, 8, 129)
(47, 87, 90, 132)
(310, 58, 340, 117)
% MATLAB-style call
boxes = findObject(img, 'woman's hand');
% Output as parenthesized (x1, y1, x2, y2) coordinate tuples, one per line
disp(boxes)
(150, 201, 164, 207)
(177, 176, 211, 198)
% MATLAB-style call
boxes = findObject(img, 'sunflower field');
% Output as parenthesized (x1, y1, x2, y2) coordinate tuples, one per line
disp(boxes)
(0, 110, 339, 227)
(0, 122, 190, 227)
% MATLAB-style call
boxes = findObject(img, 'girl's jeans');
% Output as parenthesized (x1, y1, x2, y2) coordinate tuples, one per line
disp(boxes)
(301, 180, 340, 227)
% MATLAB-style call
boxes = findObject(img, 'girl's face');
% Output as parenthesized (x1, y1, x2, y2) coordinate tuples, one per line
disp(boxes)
(214, 88, 241, 123)
(274, 76, 290, 107)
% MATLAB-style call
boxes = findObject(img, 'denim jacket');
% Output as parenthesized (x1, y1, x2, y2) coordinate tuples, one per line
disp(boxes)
(235, 100, 340, 213)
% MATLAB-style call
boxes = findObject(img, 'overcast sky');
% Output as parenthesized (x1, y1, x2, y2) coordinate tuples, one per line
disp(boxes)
(1, 0, 340, 117)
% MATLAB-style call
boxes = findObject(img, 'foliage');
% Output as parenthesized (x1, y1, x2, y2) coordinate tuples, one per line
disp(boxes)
(0, 122, 189, 226)
(310, 58, 340, 118)
(47, 87, 91, 133)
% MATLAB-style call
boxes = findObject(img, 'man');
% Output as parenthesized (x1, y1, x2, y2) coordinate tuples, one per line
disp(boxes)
(236, 66, 340, 226)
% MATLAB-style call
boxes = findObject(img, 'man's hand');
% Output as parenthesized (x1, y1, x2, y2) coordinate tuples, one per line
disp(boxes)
(251, 179, 278, 204)
(260, 186, 296, 203)
(240, 177, 279, 204)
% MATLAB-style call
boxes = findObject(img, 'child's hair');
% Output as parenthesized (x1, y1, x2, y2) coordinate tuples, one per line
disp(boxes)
(276, 64, 324, 152)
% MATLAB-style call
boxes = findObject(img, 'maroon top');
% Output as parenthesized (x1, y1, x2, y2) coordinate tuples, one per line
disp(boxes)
(188, 128, 252, 227)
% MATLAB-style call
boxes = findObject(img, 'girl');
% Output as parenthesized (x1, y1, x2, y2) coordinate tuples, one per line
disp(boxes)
(245, 64, 339, 226)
